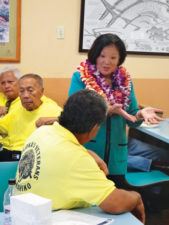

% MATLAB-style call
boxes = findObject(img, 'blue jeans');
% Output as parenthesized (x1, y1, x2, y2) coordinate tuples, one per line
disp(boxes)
(127, 137, 169, 172)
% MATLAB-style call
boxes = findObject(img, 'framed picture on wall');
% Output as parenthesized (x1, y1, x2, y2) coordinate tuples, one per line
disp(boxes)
(79, 0, 169, 56)
(0, 0, 21, 62)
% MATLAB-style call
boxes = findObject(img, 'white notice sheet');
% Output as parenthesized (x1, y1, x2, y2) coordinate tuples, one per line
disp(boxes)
(52, 210, 114, 225)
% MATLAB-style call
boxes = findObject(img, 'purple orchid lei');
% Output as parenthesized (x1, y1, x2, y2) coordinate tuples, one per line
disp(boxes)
(78, 60, 132, 110)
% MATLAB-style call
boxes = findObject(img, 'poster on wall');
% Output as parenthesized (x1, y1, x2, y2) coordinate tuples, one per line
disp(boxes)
(79, 0, 169, 55)
(0, 0, 9, 42)
(0, 0, 21, 62)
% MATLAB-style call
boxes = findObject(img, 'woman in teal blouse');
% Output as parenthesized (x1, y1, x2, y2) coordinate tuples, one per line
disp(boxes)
(68, 34, 163, 187)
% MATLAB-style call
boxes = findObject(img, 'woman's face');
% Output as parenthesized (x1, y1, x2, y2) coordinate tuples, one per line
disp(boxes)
(96, 45, 120, 77)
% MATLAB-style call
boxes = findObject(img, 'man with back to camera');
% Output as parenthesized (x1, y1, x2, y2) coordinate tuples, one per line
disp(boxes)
(16, 89, 145, 224)
(0, 73, 62, 161)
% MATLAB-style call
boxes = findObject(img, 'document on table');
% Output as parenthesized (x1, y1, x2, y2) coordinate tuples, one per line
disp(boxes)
(52, 210, 114, 225)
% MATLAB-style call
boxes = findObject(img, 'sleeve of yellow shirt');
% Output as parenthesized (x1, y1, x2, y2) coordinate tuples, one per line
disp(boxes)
(55, 104, 62, 117)
(45, 102, 62, 118)
(0, 92, 7, 106)
(41, 95, 63, 116)
(67, 151, 116, 206)
(0, 112, 10, 135)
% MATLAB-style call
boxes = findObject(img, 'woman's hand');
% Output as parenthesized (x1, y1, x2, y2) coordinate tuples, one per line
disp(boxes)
(87, 149, 109, 176)
(107, 104, 137, 123)
(36, 117, 58, 128)
(136, 107, 164, 124)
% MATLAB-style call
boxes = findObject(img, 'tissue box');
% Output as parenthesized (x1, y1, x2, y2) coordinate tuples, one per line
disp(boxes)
(11, 193, 52, 225)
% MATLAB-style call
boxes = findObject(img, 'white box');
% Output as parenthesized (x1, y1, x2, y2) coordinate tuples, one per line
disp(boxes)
(11, 193, 52, 225)
(11, 215, 52, 225)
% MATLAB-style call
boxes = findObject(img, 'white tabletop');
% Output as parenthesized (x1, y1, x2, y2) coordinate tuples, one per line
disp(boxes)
(0, 206, 143, 225)
(136, 118, 169, 144)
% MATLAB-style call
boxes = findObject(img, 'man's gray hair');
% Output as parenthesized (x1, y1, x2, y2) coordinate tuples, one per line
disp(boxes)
(0, 66, 21, 79)
(19, 74, 43, 88)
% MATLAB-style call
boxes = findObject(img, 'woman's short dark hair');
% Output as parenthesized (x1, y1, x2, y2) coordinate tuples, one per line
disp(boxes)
(88, 33, 127, 66)
(59, 89, 107, 134)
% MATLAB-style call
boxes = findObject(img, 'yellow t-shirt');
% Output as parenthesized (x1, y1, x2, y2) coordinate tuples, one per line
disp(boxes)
(0, 94, 54, 114)
(0, 95, 61, 149)
(16, 122, 115, 210)
(0, 101, 62, 151)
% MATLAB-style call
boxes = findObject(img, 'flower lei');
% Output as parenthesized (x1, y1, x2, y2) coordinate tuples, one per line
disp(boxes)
(77, 60, 131, 109)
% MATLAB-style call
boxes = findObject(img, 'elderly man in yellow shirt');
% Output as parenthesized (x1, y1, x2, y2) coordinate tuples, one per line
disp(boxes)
(0, 66, 21, 115)
(0, 67, 61, 153)
(0, 67, 22, 151)
(0, 73, 62, 161)
(16, 89, 145, 224)
(0, 66, 57, 115)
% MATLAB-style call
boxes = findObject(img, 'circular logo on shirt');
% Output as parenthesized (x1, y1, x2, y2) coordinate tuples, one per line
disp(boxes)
(18, 149, 35, 181)
(16, 141, 41, 192)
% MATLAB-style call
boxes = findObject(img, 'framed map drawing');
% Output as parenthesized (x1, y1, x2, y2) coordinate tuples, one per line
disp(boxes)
(79, 0, 169, 55)
(0, 0, 21, 62)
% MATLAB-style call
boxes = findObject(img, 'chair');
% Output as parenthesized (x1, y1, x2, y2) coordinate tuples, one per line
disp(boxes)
(125, 170, 169, 213)
(0, 161, 18, 212)
(125, 170, 169, 188)
(127, 126, 169, 188)
(126, 124, 169, 211)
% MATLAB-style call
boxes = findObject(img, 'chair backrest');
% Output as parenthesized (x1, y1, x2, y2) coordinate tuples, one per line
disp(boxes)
(0, 161, 18, 212)
(125, 170, 169, 187)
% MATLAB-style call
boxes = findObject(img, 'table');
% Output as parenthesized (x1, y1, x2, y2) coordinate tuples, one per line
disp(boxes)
(129, 119, 169, 149)
(74, 207, 143, 225)
(0, 206, 143, 225)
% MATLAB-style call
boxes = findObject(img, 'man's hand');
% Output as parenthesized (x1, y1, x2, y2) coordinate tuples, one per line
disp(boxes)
(99, 189, 145, 224)
(87, 149, 109, 176)
(0, 106, 7, 116)
(36, 117, 58, 128)
(131, 193, 145, 224)
(107, 104, 137, 123)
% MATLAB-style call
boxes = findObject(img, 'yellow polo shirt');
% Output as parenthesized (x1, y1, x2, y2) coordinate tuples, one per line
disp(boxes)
(16, 122, 115, 210)
(0, 96, 21, 147)
(0, 92, 7, 105)
(0, 93, 21, 113)
(0, 102, 62, 151)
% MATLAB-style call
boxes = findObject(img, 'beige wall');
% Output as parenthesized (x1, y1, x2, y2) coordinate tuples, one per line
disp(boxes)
(43, 78, 169, 117)
(0, 0, 169, 79)
(0, 1, 169, 115)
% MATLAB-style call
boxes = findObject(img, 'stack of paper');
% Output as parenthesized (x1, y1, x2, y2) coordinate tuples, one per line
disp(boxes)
(52, 210, 113, 225)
